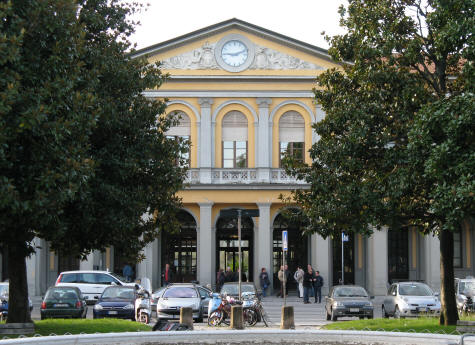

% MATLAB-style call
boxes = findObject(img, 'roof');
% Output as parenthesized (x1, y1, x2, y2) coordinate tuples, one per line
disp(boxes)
(130, 18, 331, 62)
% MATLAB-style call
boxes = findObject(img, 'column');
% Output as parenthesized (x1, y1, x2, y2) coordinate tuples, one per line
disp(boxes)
(26, 238, 41, 296)
(136, 241, 154, 282)
(366, 226, 388, 295)
(198, 202, 214, 286)
(256, 203, 272, 281)
(424, 234, 441, 291)
(312, 234, 331, 296)
(198, 98, 213, 183)
(313, 104, 326, 143)
(256, 98, 272, 182)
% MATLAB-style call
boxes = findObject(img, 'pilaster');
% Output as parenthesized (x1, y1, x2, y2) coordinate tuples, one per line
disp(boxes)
(256, 203, 272, 285)
(199, 98, 213, 183)
(198, 202, 214, 286)
(256, 98, 272, 181)
(424, 234, 441, 291)
(313, 234, 331, 295)
(367, 227, 388, 295)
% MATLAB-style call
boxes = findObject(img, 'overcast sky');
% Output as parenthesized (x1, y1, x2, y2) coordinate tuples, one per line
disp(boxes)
(129, 0, 348, 51)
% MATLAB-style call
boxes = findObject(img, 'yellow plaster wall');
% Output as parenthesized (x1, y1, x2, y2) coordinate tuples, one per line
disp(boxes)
(177, 190, 293, 204)
(182, 204, 201, 223)
(165, 103, 198, 168)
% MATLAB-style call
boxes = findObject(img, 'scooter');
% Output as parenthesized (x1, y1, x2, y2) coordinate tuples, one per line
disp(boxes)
(0, 298, 7, 322)
(134, 277, 152, 324)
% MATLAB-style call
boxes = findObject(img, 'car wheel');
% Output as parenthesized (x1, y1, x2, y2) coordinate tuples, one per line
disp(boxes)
(394, 306, 402, 319)
(331, 308, 337, 321)
(382, 306, 389, 318)
(196, 311, 203, 323)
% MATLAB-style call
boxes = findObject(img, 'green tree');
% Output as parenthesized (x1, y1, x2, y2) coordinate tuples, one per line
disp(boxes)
(285, 0, 474, 325)
(0, 0, 186, 323)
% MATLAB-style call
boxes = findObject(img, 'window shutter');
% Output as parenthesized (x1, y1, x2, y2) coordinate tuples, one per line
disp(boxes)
(279, 111, 304, 142)
(222, 111, 248, 141)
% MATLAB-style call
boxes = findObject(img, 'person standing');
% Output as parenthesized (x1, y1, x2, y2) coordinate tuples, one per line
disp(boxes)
(284, 264, 291, 296)
(161, 263, 174, 286)
(216, 268, 225, 292)
(224, 267, 234, 282)
(303, 264, 315, 304)
(294, 265, 304, 298)
(259, 267, 270, 297)
(314, 270, 324, 303)
(122, 263, 133, 282)
(277, 266, 285, 297)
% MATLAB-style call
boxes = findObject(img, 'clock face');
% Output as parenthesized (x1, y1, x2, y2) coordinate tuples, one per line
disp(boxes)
(221, 40, 248, 67)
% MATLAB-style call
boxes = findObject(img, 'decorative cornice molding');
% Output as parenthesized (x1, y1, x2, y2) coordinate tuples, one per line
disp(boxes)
(198, 98, 214, 107)
(256, 98, 272, 107)
(144, 90, 315, 98)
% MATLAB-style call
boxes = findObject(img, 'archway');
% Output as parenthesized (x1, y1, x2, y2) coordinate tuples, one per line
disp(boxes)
(272, 211, 310, 290)
(161, 210, 197, 283)
(216, 212, 254, 282)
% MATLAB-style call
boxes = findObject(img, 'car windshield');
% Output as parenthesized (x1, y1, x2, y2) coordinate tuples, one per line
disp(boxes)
(102, 287, 135, 299)
(460, 281, 475, 294)
(0, 285, 8, 298)
(45, 288, 78, 301)
(399, 284, 433, 296)
(109, 272, 127, 283)
(163, 287, 198, 298)
(152, 287, 166, 299)
(334, 287, 368, 297)
(220, 284, 255, 295)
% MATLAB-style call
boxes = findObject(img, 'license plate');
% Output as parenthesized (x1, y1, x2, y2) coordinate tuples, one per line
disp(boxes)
(108, 311, 118, 315)
(349, 308, 359, 312)
(418, 308, 427, 312)
(54, 304, 69, 307)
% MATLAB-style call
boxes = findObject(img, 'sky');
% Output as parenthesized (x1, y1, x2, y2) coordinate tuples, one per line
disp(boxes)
(129, 0, 348, 51)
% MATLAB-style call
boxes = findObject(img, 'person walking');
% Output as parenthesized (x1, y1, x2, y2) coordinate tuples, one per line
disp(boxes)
(259, 267, 270, 297)
(294, 265, 304, 298)
(216, 268, 225, 292)
(284, 264, 291, 296)
(277, 266, 285, 297)
(161, 263, 174, 286)
(303, 264, 315, 304)
(314, 270, 324, 303)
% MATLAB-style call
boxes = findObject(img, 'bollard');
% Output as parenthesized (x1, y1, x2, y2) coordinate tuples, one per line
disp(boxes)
(280, 305, 295, 329)
(230, 305, 244, 330)
(180, 307, 194, 330)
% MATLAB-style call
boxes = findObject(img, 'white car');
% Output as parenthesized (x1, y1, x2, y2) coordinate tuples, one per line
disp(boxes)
(55, 271, 135, 304)
(455, 277, 475, 315)
(382, 282, 440, 318)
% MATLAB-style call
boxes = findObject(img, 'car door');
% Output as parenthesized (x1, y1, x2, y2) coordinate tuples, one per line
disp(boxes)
(198, 287, 211, 316)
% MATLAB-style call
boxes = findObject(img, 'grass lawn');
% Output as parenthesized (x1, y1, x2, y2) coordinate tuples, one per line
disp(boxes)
(1, 319, 151, 338)
(323, 317, 470, 334)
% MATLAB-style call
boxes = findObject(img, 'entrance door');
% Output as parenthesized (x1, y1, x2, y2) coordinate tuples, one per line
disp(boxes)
(216, 212, 254, 282)
(388, 228, 409, 283)
(332, 233, 355, 285)
(272, 212, 309, 290)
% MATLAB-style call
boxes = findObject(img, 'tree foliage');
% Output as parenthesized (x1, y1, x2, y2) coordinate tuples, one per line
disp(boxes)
(0, 0, 186, 322)
(285, 0, 474, 325)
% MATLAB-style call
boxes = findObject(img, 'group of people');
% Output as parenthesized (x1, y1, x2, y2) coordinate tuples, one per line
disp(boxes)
(216, 267, 248, 291)
(258, 264, 324, 303)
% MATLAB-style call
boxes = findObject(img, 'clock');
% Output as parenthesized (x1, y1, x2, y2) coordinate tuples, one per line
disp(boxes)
(215, 34, 255, 72)
(221, 40, 248, 67)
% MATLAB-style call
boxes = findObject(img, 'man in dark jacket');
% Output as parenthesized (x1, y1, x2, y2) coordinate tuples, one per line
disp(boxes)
(161, 263, 174, 286)
(303, 264, 315, 304)
(314, 270, 324, 303)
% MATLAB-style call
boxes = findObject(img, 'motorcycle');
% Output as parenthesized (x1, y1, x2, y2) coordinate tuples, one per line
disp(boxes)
(208, 294, 256, 327)
(461, 296, 475, 316)
(0, 298, 7, 322)
(134, 277, 152, 324)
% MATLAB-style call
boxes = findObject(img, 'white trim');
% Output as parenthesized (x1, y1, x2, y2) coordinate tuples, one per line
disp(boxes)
(166, 100, 201, 121)
(269, 100, 316, 123)
(145, 91, 315, 98)
(168, 75, 317, 80)
(211, 100, 258, 123)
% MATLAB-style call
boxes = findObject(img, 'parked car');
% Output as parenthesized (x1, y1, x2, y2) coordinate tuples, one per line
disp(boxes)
(93, 285, 142, 321)
(55, 271, 135, 304)
(0, 282, 34, 320)
(219, 282, 259, 298)
(382, 281, 441, 318)
(151, 284, 212, 318)
(40, 286, 87, 320)
(455, 277, 475, 315)
(325, 285, 374, 321)
(155, 283, 204, 322)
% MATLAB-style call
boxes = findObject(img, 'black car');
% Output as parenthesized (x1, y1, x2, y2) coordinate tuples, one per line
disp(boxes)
(40, 286, 87, 320)
(93, 286, 137, 320)
(325, 285, 374, 321)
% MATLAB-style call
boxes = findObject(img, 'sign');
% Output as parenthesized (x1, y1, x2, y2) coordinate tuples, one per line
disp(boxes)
(282, 230, 288, 251)
(342, 232, 349, 242)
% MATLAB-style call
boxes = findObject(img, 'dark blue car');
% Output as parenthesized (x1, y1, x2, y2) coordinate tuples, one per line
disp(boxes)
(93, 286, 137, 320)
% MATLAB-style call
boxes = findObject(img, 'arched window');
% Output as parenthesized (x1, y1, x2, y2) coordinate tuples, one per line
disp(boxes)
(222, 111, 248, 168)
(279, 111, 304, 166)
(165, 111, 191, 166)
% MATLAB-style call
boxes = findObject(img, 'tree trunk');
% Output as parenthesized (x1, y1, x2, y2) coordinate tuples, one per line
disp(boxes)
(6, 244, 32, 323)
(439, 229, 458, 325)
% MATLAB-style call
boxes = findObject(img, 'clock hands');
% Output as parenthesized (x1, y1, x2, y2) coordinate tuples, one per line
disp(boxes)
(222, 49, 247, 57)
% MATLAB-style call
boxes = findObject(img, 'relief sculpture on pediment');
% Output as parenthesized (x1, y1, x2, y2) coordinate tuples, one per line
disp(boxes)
(161, 41, 324, 71)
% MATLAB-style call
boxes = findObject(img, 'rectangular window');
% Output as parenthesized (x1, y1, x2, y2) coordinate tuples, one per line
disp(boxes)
(222, 141, 247, 168)
(280, 142, 304, 167)
(454, 229, 463, 268)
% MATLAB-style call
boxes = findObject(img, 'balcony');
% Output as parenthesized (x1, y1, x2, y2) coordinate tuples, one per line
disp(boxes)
(185, 168, 307, 185)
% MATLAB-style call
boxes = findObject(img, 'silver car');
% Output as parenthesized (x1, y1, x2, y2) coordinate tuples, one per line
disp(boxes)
(455, 277, 475, 315)
(151, 284, 211, 318)
(155, 283, 204, 322)
(382, 282, 441, 318)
